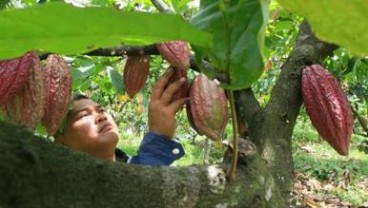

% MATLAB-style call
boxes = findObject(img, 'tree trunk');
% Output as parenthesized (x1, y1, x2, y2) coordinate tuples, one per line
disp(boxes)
(0, 121, 285, 208)
(234, 21, 338, 196)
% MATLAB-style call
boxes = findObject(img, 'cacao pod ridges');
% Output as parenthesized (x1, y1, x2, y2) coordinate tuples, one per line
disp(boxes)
(42, 54, 72, 136)
(0, 51, 35, 105)
(186, 73, 228, 141)
(302, 64, 353, 155)
(157, 41, 190, 69)
(0, 52, 44, 130)
(123, 55, 150, 98)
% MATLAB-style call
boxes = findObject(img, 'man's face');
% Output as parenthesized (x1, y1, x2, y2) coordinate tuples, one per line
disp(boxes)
(61, 98, 119, 158)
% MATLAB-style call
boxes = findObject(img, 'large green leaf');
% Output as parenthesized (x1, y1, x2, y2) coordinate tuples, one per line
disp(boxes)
(0, 2, 213, 60)
(191, 0, 268, 89)
(277, 0, 368, 56)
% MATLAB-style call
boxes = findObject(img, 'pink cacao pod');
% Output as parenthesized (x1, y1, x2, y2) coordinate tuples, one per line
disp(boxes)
(0, 52, 37, 105)
(165, 66, 189, 101)
(42, 54, 72, 136)
(302, 64, 353, 155)
(186, 73, 228, 141)
(157, 41, 190, 69)
(2, 54, 44, 130)
(123, 55, 150, 98)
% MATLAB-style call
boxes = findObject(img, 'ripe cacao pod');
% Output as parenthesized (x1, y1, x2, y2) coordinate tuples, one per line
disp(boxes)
(42, 54, 72, 136)
(0, 52, 36, 105)
(186, 73, 228, 141)
(302, 64, 353, 155)
(165, 66, 189, 101)
(157, 41, 190, 69)
(1, 54, 44, 130)
(123, 55, 150, 98)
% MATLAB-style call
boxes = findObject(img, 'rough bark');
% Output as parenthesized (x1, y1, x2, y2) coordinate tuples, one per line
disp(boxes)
(0, 121, 284, 208)
(234, 21, 338, 196)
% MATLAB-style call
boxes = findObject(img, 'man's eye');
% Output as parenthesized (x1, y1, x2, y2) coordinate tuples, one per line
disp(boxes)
(99, 108, 106, 113)
(78, 113, 89, 119)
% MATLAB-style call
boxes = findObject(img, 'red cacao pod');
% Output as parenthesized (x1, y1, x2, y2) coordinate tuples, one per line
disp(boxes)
(186, 73, 228, 141)
(165, 66, 189, 101)
(42, 54, 72, 136)
(302, 64, 353, 155)
(1, 54, 44, 130)
(157, 41, 190, 69)
(123, 55, 150, 98)
(0, 52, 37, 105)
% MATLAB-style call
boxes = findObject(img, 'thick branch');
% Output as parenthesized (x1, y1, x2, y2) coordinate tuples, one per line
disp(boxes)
(258, 20, 337, 194)
(0, 121, 284, 207)
(234, 88, 263, 136)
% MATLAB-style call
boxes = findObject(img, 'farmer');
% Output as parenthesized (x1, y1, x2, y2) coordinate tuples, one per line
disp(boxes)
(54, 68, 187, 165)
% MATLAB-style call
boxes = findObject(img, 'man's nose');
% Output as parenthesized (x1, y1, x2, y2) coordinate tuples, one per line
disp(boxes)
(95, 112, 107, 123)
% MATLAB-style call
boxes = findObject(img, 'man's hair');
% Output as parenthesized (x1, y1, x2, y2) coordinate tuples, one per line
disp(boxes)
(54, 93, 90, 137)
(72, 93, 90, 102)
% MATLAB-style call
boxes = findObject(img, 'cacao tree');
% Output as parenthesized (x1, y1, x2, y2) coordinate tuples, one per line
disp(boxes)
(0, 0, 367, 207)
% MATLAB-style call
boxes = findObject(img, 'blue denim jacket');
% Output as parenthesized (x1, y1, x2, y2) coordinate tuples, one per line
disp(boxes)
(123, 132, 185, 166)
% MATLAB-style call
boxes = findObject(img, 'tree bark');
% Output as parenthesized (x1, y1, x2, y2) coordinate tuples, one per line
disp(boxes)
(234, 21, 338, 196)
(0, 121, 284, 208)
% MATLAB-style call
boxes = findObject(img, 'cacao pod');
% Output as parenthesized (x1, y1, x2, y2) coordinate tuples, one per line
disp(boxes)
(302, 64, 353, 155)
(1, 53, 44, 130)
(42, 54, 72, 136)
(186, 73, 228, 141)
(123, 55, 150, 98)
(0, 52, 36, 105)
(165, 66, 189, 101)
(157, 41, 190, 69)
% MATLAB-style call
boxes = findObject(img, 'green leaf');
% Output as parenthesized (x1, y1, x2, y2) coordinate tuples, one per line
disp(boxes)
(191, 0, 268, 89)
(107, 67, 124, 94)
(0, 0, 10, 9)
(0, 2, 213, 60)
(276, 0, 368, 56)
(171, 0, 192, 13)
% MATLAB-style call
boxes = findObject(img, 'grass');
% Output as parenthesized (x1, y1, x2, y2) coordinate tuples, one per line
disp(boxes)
(292, 117, 368, 206)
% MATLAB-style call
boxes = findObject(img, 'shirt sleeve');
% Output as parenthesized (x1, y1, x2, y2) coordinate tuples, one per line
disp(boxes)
(128, 132, 185, 166)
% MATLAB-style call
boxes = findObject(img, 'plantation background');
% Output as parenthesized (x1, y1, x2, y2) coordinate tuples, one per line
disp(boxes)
(1, 0, 367, 207)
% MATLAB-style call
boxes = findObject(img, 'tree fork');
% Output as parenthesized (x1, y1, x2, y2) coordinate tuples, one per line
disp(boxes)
(234, 20, 338, 196)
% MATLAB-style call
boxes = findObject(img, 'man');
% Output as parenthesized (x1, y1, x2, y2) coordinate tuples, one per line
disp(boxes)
(54, 68, 187, 165)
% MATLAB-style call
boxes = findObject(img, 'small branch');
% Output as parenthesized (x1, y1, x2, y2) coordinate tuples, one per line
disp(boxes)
(40, 44, 230, 83)
(351, 104, 368, 137)
(150, 0, 174, 13)
(39, 44, 159, 60)
(226, 90, 239, 182)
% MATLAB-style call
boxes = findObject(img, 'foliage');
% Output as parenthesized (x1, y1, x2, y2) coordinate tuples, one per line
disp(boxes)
(191, 0, 268, 89)
(277, 0, 368, 56)
(0, 0, 367, 206)
(0, 2, 212, 60)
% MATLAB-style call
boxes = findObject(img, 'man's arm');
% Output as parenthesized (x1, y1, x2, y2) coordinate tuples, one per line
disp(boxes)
(129, 132, 184, 166)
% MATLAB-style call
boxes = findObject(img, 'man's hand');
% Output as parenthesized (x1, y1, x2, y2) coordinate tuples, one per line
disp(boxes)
(148, 68, 188, 139)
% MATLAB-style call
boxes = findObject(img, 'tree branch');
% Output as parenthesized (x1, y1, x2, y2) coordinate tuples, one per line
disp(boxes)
(234, 20, 338, 196)
(351, 104, 368, 137)
(150, 0, 174, 13)
(0, 121, 285, 207)
(234, 88, 263, 137)
(40, 45, 229, 83)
